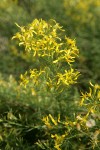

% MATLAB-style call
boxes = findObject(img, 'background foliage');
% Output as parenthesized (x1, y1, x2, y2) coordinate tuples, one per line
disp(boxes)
(0, 0, 100, 149)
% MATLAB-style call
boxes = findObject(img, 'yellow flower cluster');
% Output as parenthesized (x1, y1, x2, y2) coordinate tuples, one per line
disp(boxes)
(13, 19, 80, 92)
(42, 114, 66, 150)
(42, 114, 58, 129)
(57, 68, 80, 88)
(20, 69, 45, 87)
(12, 19, 79, 65)
(80, 83, 100, 113)
(51, 134, 65, 150)
(42, 83, 100, 149)
(12, 19, 63, 57)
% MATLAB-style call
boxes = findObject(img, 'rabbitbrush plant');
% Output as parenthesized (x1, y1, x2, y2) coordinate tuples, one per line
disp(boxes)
(12, 19, 100, 149)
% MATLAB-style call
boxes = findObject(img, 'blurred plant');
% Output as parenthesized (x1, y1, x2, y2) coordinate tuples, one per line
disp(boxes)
(0, 0, 30, 37)
(63, 0, 100, 33)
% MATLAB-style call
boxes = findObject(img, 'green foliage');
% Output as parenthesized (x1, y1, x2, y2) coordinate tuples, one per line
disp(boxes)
(41, 83, 100, 150)
(0, 0, 100, 149)
(0, 0, 30, 37)
(0, 19, 97, 150)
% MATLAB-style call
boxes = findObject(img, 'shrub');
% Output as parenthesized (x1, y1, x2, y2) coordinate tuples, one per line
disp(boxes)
(10, 19, 100, 149)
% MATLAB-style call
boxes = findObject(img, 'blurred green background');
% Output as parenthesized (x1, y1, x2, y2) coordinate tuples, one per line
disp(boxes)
(0, 0, 100, 149)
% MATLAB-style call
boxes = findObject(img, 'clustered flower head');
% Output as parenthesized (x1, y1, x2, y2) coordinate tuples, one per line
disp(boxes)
(13, 19, 80, 91)
(12, 19, 79, 63)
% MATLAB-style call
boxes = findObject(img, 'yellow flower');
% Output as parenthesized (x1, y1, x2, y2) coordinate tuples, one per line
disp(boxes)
(49, 114, 58, 125)
(42, 116, 52, 129)
(51, 134, 65, 150)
